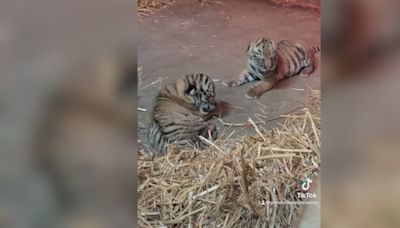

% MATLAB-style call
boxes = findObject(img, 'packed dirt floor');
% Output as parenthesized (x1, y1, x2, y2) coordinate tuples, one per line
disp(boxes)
(138, 0, 320, 149)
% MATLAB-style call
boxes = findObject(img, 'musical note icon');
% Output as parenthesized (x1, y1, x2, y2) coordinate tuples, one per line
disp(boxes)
(301, 176, 313, 191)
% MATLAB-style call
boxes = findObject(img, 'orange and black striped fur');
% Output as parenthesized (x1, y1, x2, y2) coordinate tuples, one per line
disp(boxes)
(147, 73, 218, 154)
(222, 37, 320, 99)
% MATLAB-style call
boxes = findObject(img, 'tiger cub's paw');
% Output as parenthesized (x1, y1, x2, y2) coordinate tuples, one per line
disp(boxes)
(245, 89, 261, 100)
(222, 80, 242, 87)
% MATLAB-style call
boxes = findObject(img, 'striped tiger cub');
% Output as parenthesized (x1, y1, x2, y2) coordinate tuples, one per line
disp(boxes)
(147, 73, 218, 154)
(222, 37, 320, 99)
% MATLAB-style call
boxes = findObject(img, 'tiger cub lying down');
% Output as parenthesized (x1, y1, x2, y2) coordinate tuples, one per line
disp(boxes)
(147, 73, 219, 154)
(223, 37, 320, 99)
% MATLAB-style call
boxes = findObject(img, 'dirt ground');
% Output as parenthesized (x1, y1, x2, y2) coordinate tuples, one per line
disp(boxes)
(138, 0, 320, 147)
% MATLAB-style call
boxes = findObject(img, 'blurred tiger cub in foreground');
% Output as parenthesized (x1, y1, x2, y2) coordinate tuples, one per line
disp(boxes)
(147, 73, 219, 154)
(222, 37, 320, 99)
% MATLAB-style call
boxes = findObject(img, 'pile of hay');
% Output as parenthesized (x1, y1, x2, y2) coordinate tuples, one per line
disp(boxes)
(138, 0, 319, 17)
(138, 90, 320, 227)
(138, 0, 226, 17)
(138, 0, 175, 16)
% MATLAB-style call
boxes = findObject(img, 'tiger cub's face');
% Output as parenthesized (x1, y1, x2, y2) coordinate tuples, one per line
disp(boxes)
(247, 37, 277, 68)
(185, 74, 216, 115)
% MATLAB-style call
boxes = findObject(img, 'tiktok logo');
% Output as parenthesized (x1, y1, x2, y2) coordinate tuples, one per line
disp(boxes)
(301, 176, 312, 191)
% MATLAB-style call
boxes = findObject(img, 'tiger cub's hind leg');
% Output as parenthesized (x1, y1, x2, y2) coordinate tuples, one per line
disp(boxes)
(301, 46, 319, 78)
(245, 77, 277, 99)
(300, 67, 313, 78)
(300, 58, 316, 78)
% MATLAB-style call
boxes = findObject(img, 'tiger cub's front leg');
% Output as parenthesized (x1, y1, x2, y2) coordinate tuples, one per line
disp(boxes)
(222, 69, 256, 87)
(245, 73, 277, 99)
(245, 70, 276, 100)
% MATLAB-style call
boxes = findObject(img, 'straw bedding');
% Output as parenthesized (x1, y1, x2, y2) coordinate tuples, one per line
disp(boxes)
(138, 0, 319, 17)
(138, 0, 216, 17)
(138, 89, 320, 227)
(138, 0, 175, 16)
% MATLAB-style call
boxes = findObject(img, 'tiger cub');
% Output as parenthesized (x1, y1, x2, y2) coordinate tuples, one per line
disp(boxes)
(147, 73, 218, 154)
(222, 37, 320, 99)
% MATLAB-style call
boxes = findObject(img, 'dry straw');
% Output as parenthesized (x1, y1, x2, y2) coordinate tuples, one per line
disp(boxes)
(138, 89, 320, 227)
(138, 0, 227, 17)
(138, 0, 175, 17)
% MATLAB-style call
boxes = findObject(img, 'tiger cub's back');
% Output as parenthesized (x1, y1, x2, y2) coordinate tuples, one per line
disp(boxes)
(276, 40, 320, 80)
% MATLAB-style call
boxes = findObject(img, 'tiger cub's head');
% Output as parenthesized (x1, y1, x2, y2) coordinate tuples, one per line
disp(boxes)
(247, 37, 277, 68)
(176, 73, 217, 115)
